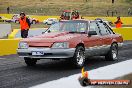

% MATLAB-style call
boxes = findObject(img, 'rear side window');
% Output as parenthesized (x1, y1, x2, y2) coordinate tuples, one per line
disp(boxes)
(98, 22, 110, 35)
(104, 23, 114, 34)
(89, 21, 100, 35)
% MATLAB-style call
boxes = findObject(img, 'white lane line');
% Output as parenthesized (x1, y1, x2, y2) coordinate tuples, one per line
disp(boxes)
(30, 59, 132, 88)
(0, 58, 7, 60)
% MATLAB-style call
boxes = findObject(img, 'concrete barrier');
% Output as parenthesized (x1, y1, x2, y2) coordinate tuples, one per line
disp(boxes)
(113, 27, 132, 40)
(84, 17, 132, 25)
(0, 24, 12, 38)
(0, 39, 20, 56)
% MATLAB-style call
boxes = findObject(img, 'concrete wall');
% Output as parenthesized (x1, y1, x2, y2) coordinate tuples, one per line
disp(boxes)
(113, 28, 132, 40)
(0, 39, 20, 56)
(0, 24, 12, 38)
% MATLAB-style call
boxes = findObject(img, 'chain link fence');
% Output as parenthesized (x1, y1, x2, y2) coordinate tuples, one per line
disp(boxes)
(0, 7, 64, 15)
(1, 8, 131, 16)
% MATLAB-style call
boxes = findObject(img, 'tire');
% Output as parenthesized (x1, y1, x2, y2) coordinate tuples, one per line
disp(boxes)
(15, 20, 19, 23)
(32, 21, 36, 24)
(72, 46, 85, 68)
(105, 43, 118, 61)
(45, 22, 47, 25)
(24, 57, 37, 66)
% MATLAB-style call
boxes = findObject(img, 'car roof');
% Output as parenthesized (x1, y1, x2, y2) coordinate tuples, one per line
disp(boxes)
(63, 10, 71, 12)
(48, 18, 57, 19)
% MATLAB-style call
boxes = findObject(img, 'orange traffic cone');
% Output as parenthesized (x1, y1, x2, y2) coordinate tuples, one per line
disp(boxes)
(79, 67, 91, 86)
(81, 67, 88, 78)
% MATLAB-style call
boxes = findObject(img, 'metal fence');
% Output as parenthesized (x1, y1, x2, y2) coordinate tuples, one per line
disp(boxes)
(0, 8, 63, 15)
(1, 8, 132, 17)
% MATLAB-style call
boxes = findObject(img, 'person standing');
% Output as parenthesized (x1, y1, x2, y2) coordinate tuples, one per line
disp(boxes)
(128, 8, 131, 16)
(19, 12, 31, 38)
(7, 7, 10, 14)
(114, 16, 123, 28)
(112, 0, 115, 4)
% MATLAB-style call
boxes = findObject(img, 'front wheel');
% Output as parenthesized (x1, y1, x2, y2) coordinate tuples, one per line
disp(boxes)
(45, 22, 48, 25)
(24, 57, 37, 66)
(105, 43, 118, 61)
(72, 46, 85, 68)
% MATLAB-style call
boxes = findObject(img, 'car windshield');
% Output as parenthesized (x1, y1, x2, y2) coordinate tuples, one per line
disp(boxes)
(47, 21, 87, 33)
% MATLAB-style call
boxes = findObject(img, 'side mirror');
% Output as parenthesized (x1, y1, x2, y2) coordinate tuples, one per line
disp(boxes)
(88, 31, 97, 36)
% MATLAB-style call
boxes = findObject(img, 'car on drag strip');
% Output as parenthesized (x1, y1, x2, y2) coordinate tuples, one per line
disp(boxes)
(17, 19, 123, 68)
(11, 14, 39, 24)
(0, 16, 12, 22)
(11, 14, 20, 23)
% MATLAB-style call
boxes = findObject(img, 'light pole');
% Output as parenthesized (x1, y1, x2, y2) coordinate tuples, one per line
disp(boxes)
(112, 0, 115, 4)
(107, 0, 117, 17)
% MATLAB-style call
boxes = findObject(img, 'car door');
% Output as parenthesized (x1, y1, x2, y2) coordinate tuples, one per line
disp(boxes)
(82, 21, 103, 56)
(97, 22, 113, 55)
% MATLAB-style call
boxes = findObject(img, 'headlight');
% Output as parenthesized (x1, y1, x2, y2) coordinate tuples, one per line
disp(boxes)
(52, 42, 69, 48)
(19, 42, 28, 49)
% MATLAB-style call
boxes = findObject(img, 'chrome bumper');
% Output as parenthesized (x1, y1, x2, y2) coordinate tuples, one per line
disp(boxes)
(17, 47, 75, 59)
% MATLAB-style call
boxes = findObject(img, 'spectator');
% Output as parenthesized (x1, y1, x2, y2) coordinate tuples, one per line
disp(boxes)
(19, 12, 31, 38)
(114, 16, 123, 28)
(128, 8, 132, 16)
(7, 7, 10, 14)
(112, 0, 115, 4)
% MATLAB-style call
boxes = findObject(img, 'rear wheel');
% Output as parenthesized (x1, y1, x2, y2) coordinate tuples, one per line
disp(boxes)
(72, 46, 85, 68)
(105, 43, 118, 61)
(24, 57, 37, 66)
(32, 21, 36, 24)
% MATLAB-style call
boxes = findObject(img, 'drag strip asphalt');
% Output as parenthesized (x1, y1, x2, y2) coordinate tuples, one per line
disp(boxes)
(0, 41, 132, 88)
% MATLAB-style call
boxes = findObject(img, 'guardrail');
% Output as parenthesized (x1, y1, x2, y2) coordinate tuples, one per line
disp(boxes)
(0, 14, 132, 25)
(113, 27, 132, 40)
(0, 39, 20, 56)
(0, 24, 12, 38)
(84, 17, 132, 25)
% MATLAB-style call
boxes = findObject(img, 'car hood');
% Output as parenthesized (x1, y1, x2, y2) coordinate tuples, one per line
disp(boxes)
(21, 32, 81, 47)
